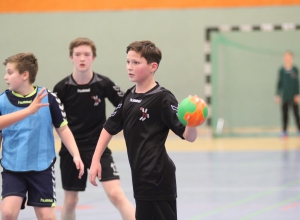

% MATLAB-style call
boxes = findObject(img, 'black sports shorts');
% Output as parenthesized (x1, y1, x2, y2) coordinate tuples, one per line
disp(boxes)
(1, 164, 56, 209)
(59, 148, 120, 191)
(135, 200, 177, 220)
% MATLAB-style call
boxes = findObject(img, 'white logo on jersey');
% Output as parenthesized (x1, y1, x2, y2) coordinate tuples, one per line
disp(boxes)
(110, 103, 122, 117)
(139, 107, 149, 121)
(77, 88, 90, 93)
(171, 104, 178, 111)
(113, 85, 124, 97)
(91, 95, 101, 106)
(130, 98, 142, 103)
(116, 103, 122, 109)
(49, 90, 67, 120)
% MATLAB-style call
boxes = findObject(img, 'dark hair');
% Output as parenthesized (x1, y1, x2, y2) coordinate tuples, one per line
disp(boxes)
(126, 40, 162, 65)
(3, 52, 38, 83)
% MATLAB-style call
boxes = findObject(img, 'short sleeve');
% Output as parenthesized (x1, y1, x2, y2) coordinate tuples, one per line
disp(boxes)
(104, 78, 124, 107)
(161, 91, 185, 139)
(48, 91, 68, 128)
(103, 102, 123, 135)
(53, 82, 64, 103)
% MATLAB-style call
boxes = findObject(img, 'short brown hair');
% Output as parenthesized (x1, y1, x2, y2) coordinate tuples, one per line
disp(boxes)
(3, 53, 38, 84)
(126, 40, 162, 65)
(284, 51, 294, 57)
(69, 37, 97, 57)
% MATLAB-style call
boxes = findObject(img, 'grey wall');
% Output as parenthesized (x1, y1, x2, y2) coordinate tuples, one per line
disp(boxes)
(0, 6, 299, 116)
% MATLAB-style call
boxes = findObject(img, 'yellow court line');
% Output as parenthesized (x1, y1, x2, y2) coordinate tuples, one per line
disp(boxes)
(55, 133, 300, 152)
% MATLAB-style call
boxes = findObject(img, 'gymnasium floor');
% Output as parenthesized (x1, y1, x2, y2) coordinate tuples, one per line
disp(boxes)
(1, 133, 300, 219)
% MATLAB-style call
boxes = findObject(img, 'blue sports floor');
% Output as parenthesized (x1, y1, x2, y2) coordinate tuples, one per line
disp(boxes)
(1, 134, 300, 219)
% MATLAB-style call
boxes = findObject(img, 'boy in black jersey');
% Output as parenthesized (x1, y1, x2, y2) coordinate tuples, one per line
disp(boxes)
(89, 40, 198, 220)
(53, 38, 135, 220)
(275, 51, 300, 138)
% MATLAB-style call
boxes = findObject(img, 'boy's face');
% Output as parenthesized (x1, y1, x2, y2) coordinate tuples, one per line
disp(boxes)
(70, 45, 95, 73)
(283, 53, 293, 67)
(126, 50, 156, 83)
(4, 62, 27, 92)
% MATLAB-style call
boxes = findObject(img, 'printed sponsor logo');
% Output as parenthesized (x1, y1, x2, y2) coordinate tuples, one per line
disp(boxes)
(40, 198, 53, 203)
(130, 98, 142, 103)
(111, 163, 119, 176)
(77, 88, 90, 93)
(18, 100, 32, 105)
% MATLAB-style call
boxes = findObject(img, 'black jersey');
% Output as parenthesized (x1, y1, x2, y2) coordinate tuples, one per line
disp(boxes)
(53, 73, 123, 152)
(276, 66, 299, 102)
(104, 83, 186, 201)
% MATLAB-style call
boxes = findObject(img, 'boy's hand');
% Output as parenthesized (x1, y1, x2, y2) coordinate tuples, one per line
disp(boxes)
(294, 95, 300, 104)
(274, 95, 281, 104)
(89, 160, 102, 186)
(73, 156, 84, 179)
(28, 88, 49, 114)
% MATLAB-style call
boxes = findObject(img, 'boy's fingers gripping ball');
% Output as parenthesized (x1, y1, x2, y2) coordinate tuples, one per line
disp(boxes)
(178, 95, 208, 127)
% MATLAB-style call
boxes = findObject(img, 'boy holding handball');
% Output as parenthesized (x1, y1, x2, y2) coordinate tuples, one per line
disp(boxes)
(89, 40, 199, 220)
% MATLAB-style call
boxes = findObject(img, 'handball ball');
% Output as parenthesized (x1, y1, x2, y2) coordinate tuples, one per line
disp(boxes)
(177, 96, 208, 127)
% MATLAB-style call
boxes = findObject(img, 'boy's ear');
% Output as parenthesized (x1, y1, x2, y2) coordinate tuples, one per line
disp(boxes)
(150, 62, 159, 73)
(22, 71, 29, 80)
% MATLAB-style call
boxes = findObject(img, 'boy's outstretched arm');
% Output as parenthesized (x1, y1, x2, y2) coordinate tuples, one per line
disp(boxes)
(0, 88, 49, 130)
(89, 128, 113, 186)
(55, 125, 84, 179)
(183, 126, 198, 142)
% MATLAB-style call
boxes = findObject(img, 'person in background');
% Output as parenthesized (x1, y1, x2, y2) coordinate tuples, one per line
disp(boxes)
(275, 51, 300, 138)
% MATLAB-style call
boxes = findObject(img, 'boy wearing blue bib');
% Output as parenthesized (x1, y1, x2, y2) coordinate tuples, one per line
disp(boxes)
(0, 53, 84, 220)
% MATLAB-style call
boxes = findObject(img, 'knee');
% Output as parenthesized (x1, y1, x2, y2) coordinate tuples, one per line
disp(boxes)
(37, 213, 56, 220)
(64, 194, 79, 210)
(2, 209, 17, 220)
(106, 188, 124, 206)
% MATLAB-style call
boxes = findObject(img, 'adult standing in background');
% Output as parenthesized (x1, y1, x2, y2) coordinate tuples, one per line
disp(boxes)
(275, 51, 300, 138)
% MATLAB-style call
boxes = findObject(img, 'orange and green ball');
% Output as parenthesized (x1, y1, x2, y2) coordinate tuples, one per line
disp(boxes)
(177, 96, 208, 127)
